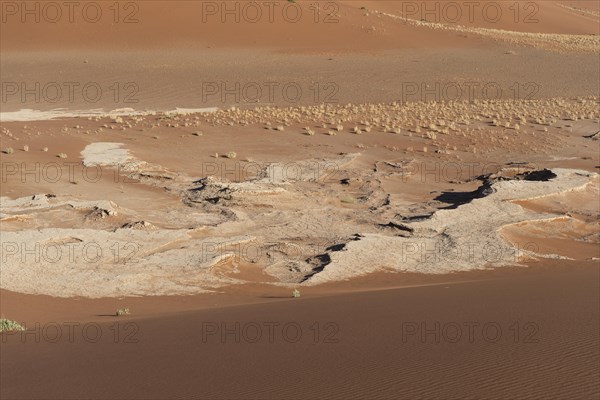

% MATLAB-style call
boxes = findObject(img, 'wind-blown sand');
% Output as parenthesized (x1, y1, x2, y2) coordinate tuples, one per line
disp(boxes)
(1, 263, 598, 399)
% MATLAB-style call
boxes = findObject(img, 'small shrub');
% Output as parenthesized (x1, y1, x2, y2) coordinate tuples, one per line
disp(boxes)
(292, 289, 301, 298)
(3, 147, 14, 154)
(115, 308, 130, 316)
(57, 153, 67, 159)
(226, 151, 237, 159)
(0, 318, 25, 333)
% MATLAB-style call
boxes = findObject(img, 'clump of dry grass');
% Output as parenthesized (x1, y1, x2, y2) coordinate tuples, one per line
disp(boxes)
(0, 318, 25, 332)
(115, 308, 130, 316)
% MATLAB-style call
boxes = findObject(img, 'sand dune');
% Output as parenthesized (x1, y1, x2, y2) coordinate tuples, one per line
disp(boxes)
(1, 264, 598, 399)
(358, 0, 600, 34)
(2, 1, 598, 52)
(1, 1, 599, 398)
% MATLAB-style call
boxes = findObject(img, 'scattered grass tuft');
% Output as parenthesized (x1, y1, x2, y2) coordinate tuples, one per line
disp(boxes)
(0, 318, 25, 333)
(115, 308, 130, 316)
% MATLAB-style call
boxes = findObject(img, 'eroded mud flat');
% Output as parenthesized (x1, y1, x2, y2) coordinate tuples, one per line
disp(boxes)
(1, 98, 599, 297)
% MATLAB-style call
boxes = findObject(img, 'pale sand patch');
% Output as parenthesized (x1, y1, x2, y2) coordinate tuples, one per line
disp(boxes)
(0, 107, 218, 122)
(1, 165, 595, 297)
(0, 223, 255, 298)
(1, 98, 598, 298)
(80, 142, 131, 167)
(302, 169, 597, 284)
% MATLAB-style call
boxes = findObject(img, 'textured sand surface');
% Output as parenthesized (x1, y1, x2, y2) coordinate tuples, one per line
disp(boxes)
(1, 264, 598, 399)
(1, 99, 598, 296)
(1, 1, 599, 398)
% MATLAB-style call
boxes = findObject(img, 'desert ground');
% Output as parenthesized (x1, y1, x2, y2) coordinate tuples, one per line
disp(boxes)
(1, 1, 599, 399)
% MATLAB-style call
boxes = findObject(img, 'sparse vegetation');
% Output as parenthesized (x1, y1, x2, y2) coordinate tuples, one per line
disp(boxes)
(0, 318, 25, 333)
(115, 308, 130, 316)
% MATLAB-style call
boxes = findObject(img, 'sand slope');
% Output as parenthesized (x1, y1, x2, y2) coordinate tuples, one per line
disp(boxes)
(2, 1, 598, 52)
(1, 264, 598, 399)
